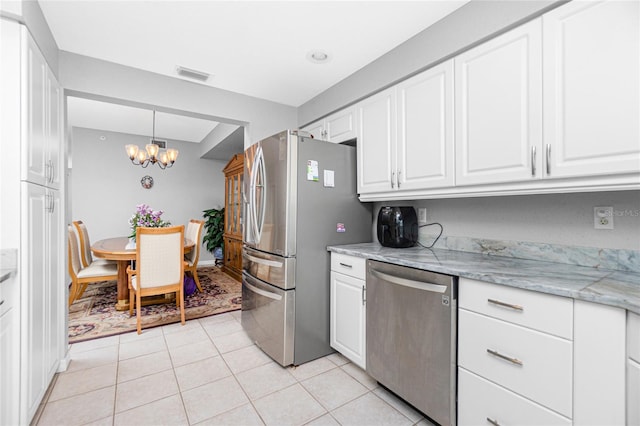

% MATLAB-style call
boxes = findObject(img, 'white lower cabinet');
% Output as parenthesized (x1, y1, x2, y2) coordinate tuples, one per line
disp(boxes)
(627, 312, 640, 425)
(330, 254, 366, 369)
(458, 278, 627, 425)
(0, 273, 19, 426)
(458, 368, 571, 426)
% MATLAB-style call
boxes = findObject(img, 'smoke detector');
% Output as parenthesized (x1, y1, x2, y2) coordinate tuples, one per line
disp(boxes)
(176, 65, 211, 82)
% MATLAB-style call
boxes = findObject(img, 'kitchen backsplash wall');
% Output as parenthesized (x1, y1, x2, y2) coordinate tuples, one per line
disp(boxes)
(372, 190, 640, 273)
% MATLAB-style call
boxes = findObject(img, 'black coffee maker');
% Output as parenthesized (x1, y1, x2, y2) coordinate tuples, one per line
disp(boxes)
(376, 206, 419, 248)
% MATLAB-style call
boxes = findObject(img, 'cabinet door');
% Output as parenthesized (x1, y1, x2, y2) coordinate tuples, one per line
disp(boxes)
(46, 70, 62, 189)
(543, 0, 640, 178)
(330, 271, 365, 369)
(300, 121, 325, 140)
(21, 182, 48, 421)
(629, 358, 640, 426)
(357, 87, 396, 194)
(325, 107, 356, 143)
(0, 288, 18, 426)
(455, 19, 542, 186)
(21, 30, 48, 186)
(45, 189, 62, 378)
(397, 60, 454, 190)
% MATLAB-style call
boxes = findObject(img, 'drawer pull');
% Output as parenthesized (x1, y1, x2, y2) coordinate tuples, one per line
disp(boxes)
(487, 349, 523, 366)
(339, 262, 353, 268)
(487, 417, 500, 426)
(488, 298, 523, 311)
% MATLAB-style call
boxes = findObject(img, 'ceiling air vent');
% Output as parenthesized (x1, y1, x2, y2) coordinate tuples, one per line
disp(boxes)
(150, 139, 167, 149)
(176, 66, 210, 82)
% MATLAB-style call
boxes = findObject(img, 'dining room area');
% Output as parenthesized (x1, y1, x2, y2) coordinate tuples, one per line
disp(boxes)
(65, 97, 244, 343)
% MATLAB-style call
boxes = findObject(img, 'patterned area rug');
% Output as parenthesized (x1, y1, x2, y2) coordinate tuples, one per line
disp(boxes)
(68, 266, 241, 343)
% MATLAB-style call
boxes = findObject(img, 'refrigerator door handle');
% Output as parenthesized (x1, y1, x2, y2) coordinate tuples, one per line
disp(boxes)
(244, 280, 283, 301)
(249, 147, 264, 243)
(246, 253, 283, 268)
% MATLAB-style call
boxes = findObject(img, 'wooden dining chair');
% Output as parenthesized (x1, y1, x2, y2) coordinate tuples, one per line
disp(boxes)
(127, 225, 187, 334)
(72, 220, 115, 268)
(67, 226, 118, 306)
(185, 219, 205, 292)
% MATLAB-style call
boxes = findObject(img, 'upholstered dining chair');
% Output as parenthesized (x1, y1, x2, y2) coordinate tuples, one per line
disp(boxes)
(127, 225, 186, 334)
(72, 220, 115, 268)
(67, 226, 118, 306)
(185, 219, 205, 292)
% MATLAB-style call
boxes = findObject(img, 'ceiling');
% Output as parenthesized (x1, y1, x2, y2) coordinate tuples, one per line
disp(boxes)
(42, 1, 469, 146)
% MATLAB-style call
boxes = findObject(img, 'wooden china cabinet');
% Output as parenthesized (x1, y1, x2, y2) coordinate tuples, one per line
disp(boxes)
(222, 153, 244, 281)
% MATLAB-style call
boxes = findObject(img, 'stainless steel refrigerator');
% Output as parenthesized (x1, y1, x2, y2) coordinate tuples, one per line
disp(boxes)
(241, 130, 372, 366)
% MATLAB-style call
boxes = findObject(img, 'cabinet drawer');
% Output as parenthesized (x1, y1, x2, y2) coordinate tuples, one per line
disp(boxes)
(331, 253, 366, 280)
(459, 277, 573, 339)
(458, 368, 571, 426)
(629, 311, 640, 363)
(458, 309, 572, 417)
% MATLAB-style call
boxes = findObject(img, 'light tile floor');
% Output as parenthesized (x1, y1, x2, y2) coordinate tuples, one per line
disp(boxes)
(34, 311, 435, 426)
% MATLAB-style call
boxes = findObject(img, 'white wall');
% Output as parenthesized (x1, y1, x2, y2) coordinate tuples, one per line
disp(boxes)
(71, 127, 227, 263)
(373, 191, 640, 251)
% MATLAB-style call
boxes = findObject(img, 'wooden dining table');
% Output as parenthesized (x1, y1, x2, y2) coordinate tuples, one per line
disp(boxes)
(91, 236, 194, 311)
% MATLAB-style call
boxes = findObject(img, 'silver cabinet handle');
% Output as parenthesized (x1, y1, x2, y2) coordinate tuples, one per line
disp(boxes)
(487, 348, 523, 366)
(339, 262, 352, 268)
(397, 170, 401, 188)
(361, 286, 366, 305)
(546, 144, 551, 175)
(486, 417, 500, 426)
(0, 300, 4, 306)
(488, 298, 523, 311)
(391, 171, 395, 188)
(531, 145, 536, 177)
(49, 160, 54, 183)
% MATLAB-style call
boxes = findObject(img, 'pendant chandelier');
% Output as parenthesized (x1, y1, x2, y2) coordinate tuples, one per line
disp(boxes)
(125, 110, 179, 169)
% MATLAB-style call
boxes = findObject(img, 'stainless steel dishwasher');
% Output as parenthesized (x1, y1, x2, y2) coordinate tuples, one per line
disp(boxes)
(366, 260, 457, 426)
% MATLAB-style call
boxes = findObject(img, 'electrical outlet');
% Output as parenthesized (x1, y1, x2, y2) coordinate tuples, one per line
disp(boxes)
(418, 208, 427, 225)
(594, 206, 614, 230)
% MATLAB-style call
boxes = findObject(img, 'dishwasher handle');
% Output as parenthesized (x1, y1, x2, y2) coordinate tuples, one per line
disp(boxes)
(370, 269, 448, 294)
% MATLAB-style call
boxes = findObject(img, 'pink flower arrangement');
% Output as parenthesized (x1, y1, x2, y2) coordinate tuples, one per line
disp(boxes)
(128, 204, 171, 240)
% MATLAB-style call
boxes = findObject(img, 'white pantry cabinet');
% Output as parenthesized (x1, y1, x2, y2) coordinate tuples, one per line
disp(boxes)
(22, 29, 62, 190)
(300, 107, 357, 143)
(454, 19, 542, 186)
(542, 0, 640, 179)
(358, 60, 454, 197)
(2, 19, 65, 424)
(330, 253, 367, 369)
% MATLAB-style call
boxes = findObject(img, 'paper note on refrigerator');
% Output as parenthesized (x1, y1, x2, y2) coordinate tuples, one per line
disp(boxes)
(307, 160, 319, 181)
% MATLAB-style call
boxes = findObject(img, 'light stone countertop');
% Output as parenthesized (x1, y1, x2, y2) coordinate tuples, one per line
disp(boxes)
(328, 242, 640, 315)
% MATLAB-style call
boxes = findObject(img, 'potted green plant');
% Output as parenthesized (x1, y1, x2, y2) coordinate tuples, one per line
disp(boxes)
(202, 207, 225, 260)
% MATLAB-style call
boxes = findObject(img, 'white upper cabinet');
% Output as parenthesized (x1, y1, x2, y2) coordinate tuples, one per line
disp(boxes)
(542, 0, 640, 179)
(396, 60, 455, 191)
(455, 19, 543, 186)
(357, 87, 396, 194)
(301, 107, 357, 143)
(358, 60, 454, 197)
(21, 30, 62, 189)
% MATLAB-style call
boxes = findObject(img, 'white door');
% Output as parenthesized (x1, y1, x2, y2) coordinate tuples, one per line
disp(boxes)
(21, 182, 48, 421)
(455, 19, 543, 186)
(325, 107, 356, 143)
(543, 0, 640, 179)
(46, 70, 62, 189)
(357, 87, 396, 194)
(397, 60, 454, 190)
(22, 30, 48, 186)
(45, 188, 62, 378)
(330, 271, 366, 369)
